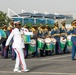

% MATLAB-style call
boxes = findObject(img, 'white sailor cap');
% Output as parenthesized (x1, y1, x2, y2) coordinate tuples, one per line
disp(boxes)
(54, 20, 58, 23)
(14, 21, 20, 24)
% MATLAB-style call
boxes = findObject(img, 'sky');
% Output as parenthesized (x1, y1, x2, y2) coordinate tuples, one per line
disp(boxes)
(0, 0, 76, 18)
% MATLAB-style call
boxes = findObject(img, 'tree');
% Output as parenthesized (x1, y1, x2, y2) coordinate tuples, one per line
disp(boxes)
(0, 11, 11, 27)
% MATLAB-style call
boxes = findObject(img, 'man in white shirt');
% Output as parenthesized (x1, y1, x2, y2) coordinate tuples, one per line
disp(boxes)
(5, 21, 32, 72)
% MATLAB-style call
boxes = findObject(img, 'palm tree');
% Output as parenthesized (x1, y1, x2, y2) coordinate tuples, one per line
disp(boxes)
(0, 11, 11, 27)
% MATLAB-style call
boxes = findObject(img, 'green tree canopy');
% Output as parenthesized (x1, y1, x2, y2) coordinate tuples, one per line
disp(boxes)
(0, 11, 11, 27)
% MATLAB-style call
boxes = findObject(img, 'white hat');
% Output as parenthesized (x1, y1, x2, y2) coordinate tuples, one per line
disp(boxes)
(14, 21, 20, 25)
(54, 20, 58, 23)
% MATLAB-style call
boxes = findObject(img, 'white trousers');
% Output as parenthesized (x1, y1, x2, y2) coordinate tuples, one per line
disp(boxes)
(14, 48, 27, 70)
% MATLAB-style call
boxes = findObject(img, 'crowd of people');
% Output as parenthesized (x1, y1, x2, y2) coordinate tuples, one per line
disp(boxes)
(0, 19, 76, 61)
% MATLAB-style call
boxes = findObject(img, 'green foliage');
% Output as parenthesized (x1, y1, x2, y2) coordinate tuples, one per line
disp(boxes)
(0, 11, 11, 27)
(26, 23, 32, 28)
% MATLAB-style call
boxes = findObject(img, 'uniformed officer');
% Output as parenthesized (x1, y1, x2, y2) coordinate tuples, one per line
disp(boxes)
(30, 25, 38, 57)
(44, 25, 52, 56)
(51, 21, 61, 54)
(5, 21, 29, 72)
(60, 21, 69, 53)
(23, 25, 29, 58)
(69, 20, 76, 60)
(38, 25, 45, 57)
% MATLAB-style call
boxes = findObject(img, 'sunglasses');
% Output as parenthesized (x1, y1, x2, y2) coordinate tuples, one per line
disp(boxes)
(18, 24, 21, 25)
(15, 24, 21, 26)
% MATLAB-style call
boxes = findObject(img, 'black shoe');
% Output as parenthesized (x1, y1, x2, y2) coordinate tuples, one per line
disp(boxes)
(66, 51, 70, 53)
(12, 58, 16, 60)
(55, 53, 59, 55)
(40, 55, 45, 57)
(63, 52, 66, 54)
(4, 57, 8, 59)
(72, 59, 76, 60)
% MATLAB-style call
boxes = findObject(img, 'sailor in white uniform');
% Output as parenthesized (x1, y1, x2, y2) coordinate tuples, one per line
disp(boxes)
(5, 21, 33, 72)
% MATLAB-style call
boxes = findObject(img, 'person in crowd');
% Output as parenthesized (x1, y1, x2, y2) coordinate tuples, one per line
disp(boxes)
(60, 21, 70, 53)
(5, 21, 29, 72)
(1, 25, 9, 58)
(44, 25, 52, 56)
(51, 21, 61, 54)
(38, 25, 45, 57)
(69, 20, 76, 60)
(7, 26, 16, 60)
(30, 25, 38, 57)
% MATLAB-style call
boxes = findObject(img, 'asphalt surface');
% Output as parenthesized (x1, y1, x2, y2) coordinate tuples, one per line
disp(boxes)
(0, 48, 76, 75)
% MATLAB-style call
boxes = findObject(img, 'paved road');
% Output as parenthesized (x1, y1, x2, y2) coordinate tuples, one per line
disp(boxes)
(0, 52, 76, 75)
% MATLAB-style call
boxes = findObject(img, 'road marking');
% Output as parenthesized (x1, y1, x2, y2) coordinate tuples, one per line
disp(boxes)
(41, 54, 71, 61)
(43, 60, 72, 62)
(30, 72, 76, 75)
(0, 71, 76, 75)
(0, 71, 19, 73)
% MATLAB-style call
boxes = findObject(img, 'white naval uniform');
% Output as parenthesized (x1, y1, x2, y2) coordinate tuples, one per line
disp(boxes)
(5, 28, 33, 71)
